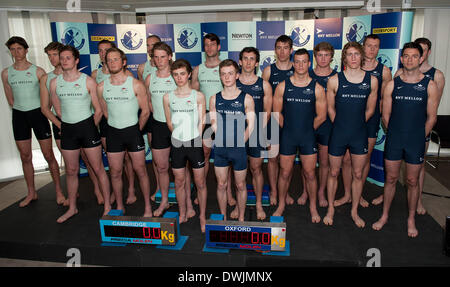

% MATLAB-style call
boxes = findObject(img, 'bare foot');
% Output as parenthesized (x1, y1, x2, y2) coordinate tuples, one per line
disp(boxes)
(318, 192, 328, 207)
(103, 205, 111, 216)
(56, 192, 67, 205)
(286, 194, 294, 205)
(153, 202, 169, 217)
(194, 197, 199, 205)
(179, 215, 187, 224)
(200, 216, 206, 233)
(143, 208, 153, 217)
(297, 192, 308, 206)
(270, 192, 277, 206)
(272, 206, 284, 217)
(371, 194, 384, 206)
(150, 191, 157, 202)
(407, 218, 418, 238)
(256, 205, 266, 220)
(230, 206, 239, 219)
(416, 201, 426, 215)
(126, 194, 137, 205)
(94, 190, 104, 205)
(351, 212, 365, 228)
(19, 193, 38, 208)
(310, 209, 321, 224)
(228, 196, 236, 207)
(372, 216, 388, 231)
(334, 195, 351, 207)
(323, 211, 334, 226)
(186, 208, 196, 219)
(110, 192, 116, 205)
(57, 208, 78, 223)
(359, 197, 369, 208)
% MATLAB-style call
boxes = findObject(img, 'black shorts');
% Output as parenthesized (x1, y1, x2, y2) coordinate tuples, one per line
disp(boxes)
(106, 124, 145, 153)
(12, 108, 52, 141)
(151, 118, 171, 149)
(170, 137, 205, 169)
(99, 115, 108, 138)
(61, 116, 101, 150)
(52, 115, 61, 140)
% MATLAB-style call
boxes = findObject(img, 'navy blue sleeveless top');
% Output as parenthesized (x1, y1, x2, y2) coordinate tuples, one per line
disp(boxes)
(388, 76, 431, 133)
(215, 91, 247, 148)
(309, 69, 337, 91)
(423, 67, 436, 80)
(282, 77, 317, 143)
(236, 77, 264, 115)
(334, 71, 372, 132)
(363, 62, 384, 117)
(268, 63, 294, 91)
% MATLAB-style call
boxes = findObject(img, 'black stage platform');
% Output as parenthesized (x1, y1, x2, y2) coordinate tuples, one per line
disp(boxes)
(0, 165, 449, 267)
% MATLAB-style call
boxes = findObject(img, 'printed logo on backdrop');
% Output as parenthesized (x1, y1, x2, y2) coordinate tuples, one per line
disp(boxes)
(314, 18, 343, 49)
(228, 22, 256, 52)
(260, 54, 276, 73)
(377, 54, 393, 71)
(61, 27, 86, 50)
(346, 20, 368, 44)
(201, 22, 228, 51)
(290, 25, 311, 48)
(178, 27, 199, 50)
(256, 21, 285, 51)
(121, 29, 144, 51)
(331, 57, 339, 71)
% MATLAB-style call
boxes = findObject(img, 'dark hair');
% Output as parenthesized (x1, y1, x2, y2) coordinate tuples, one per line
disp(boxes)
(5, 36, 29, 49)
(294, 48, 310, 61)
(239, 47, 260, 63)
(363, 34, 380, 45)
(147, 34, 161, 42)
(105, 47, 127, 71)
(401, 42, 423, 57)
(275, 35, 293, 49)
(203, 33, 220, 45)
(414, 37, 432, 50)
(341, 41, 365, 69)
(60, 45, 80, 60)
(44, 41, 64, 54)
(313, 41, 334, 58)
(98, 39, 116, 48)
(152, 42, 173, 57)
(219, 59, 239, 73)
(171, 59, 192, 74)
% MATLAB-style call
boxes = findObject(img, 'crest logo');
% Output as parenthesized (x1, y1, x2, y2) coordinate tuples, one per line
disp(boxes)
(177, 27, 198, 49)
(121, 30, 143, 51)
(61, 27, 86, 50)
(260, 55, 276, 74)
(290, 25, 311, 47)
(377, 54, 393, 71)
(346, 21, 368, 44)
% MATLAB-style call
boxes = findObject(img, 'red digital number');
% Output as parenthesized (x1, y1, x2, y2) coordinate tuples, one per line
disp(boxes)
(220, 231, 228, 242)
(241, 232, 250, 243)
(143, 227, 151, 239)
(251, 232, 259, 244)
(230, 231, 238, 243)
(152, 228, 161, 239)
(262, 232, 270, 245)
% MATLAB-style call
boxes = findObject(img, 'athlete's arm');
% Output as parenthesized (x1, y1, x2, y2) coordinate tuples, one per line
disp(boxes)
(125, 69, 135, 79)
(380, 65, 393, 112)
(91, 69, 98, 81)
(191, 66, 200, 91)
(49, 77, 62, 129)
(87, 75, 102, 126)
(209, 95, 217, 133)
(434, 69, 446, 103)
(365, 75, 378, 122)
(134, 79, 150, 131)
(137, 63, 145, 81)
(272, 81, 285, 128)
(262, 79, 273, 129)
(244, 94, 256, 143)
(314, 82, 327, 130)
(162, 93, 173, 132)
(40, 74, 60, 127)
(381, 79, 394, 130)
(261, 65, 271, 82)
(425, 79, 439, 137)
(145, 73, 153, 113)
(326, 74, 338, 122)
(36, 66, 46, 82)
(96, 81, 108, 121)
(197, 91, 207, 136)
(1, 68, 13, 107)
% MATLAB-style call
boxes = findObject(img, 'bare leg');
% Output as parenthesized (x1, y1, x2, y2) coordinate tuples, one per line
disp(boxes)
(173, 167, 188, 223)
(350, 153, 369, 228)
(405, 163, 422, 237)
(124, 152, 137, 205)
(193, 167, 207, 232)
(107, 151, 126, 214)
(80, 149, 103, 205)
(57, 149, 81, 223)
(297, 172, 308, 205)
(268, 150, 279, 206)
(15, 139, 38, 207)
(359, 138, 377, 208)
(324, 154, 344, 226)
(226, 168, 236, 207)
(301, 153, 320, 223)
(185, 165, 196, 219)
(152, 147, 171, 217)
(273, 154, 295, 217)
(249, 157, 266, 220)
(215, 166, 230, 220)
(231, 169, 248, 221)
(334, 150, 352, 207)
(317, 143, 329, 207)
(416, 141, 430, 215)
(128, 150, 152, 217)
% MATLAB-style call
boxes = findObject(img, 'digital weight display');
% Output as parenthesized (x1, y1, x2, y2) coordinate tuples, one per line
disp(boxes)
(99, 215, 178, 245)
(205, 220, 286, 251)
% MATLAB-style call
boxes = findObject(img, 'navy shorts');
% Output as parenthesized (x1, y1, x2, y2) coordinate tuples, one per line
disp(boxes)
(315, 117, 332, 146)
(328, 126, 368, 156)
(280, 132, 317, 156)
(214, 147, 247, 171)
(384, 131, 425, 164)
